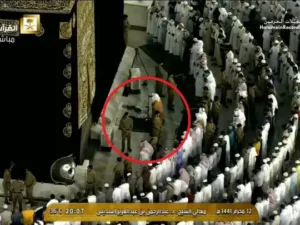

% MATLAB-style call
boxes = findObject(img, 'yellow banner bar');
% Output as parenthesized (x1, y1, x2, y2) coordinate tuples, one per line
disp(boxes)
(44, 203, 259, 222)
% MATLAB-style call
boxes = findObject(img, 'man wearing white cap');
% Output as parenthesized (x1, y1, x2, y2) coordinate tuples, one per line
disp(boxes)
(166, 177, 174, 202)
(211, 172, 224, 201)
(158, 17, 168, 45)
(175, 1, 183, 22)
(173, 23, 185, 56)
(165, 20, 175, 53)
(96, 187, 106, 203)
(262, 25, 271, 53)
(235, 154, 244, 183)
(280, 204, 293, 225)
(261, 159, 270, 193)
(209, 0, 218, 20)
(241, 2, 251, 25)
(230, 17, 240, 51)
(218, 7, 228, 24)
(139, 140, 154, 161)
(203, 18, 213, 53)
(245, 146, 257, 181)
(201, 179, 212, 203)
(0, 204, 12, 225)
(269, 40, 280, 73)
(239, 30, 252, 65)
(112, 185, 122, 203)
(180, 1, 189, 27)
(190, 38, 203, 75)
(119, 179, 131, 202)
(104, 183, 113, 203)
(261, 120, 271, 160)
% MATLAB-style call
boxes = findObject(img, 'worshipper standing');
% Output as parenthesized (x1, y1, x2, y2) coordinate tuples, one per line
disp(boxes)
(0, 204, 12, 225)
(104, 184, 113, 203)
(186, 6, 195, 34)
(269, 40, 280, 74)
(165, 20, 175, 53)
(123, 14, 130, 46)
(123, 153, 132, 179)
(204, 118, 216, 153)
(211, 96, 221, 126)
(158, 17, 168, 45)
(86, 165, 97, 196)
(229, 17, 240, 53)
(113, 157, 124, 186)
(173, 23, 185, 57)
(11, 209, 22, 225)
(155, 63, 166, 97)
(96, 187, 106, 203)
(25, 169, 36, 206)
(180, 1, 190, 27)
(11, 178, 24, 211)
(22, 204, 34, 225)
(119, 112, 133, 152)
(167, 74, 176, 111)
(152, 111, 163, 142)
(2, 165, 12, 204)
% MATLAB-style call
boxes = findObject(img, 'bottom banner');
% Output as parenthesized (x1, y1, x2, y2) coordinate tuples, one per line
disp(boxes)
(44, 203, 259, 222)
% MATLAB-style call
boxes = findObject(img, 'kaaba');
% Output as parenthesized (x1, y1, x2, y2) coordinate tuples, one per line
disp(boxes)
(0, 0, 125, 184)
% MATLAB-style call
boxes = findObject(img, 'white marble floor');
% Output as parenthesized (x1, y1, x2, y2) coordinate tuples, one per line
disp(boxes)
(91, 35, 183, 186)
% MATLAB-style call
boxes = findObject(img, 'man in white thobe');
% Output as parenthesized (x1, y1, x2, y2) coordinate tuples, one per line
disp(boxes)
(283, 172, 291, 204)
(155, 162, 163, 185)
(218, 7, 228, 24)
(190, 38, 203, 75)
(245, 147, 257, 181)
(204, 70, 217, 102)
(244, 182, 252, 202)
(239, 31, 251, 65)
(235, 154, 244, 183)
(261, 122, 270, 159)
(173, 23, 185, 56)
(233, 108, 246, 129)
(165, 20, 175, 53)
(201, 180, 212, 203)
(112, 186, 122, 203)
(195, 108, 207, 130)
(269, 40, 280, 74)
(229, 18, 241, 52)
(119, 182, 130, 202)
(280, 205, 293, 225)
(194, 186, 203, 203)
(211, 173, 224, 201)
(261, 159, 270, 193)
(180, 1, 189, 27)
(175, 1, 182, 22)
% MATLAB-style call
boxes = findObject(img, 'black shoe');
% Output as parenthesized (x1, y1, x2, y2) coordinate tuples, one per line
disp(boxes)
(161, 95, 166, 98)
(4, 201, 9, 205)
(128, 149, 132, 152)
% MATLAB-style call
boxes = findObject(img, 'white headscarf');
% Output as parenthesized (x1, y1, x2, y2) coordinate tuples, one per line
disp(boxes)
(151, 93, 160, 103)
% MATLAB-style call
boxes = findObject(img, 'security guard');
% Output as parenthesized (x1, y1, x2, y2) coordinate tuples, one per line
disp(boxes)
(152, 111, 163, 140)
(113, 157, 124, 186)
(10, 178, 24, 211)
(86, 165, 97, 196)
(119, 112, 133, 152)
(24, 170, 36, 206)
(212, 96, 221, 126)
(204, 118, 216, 153)
(155, 63, 165, 97)
(167, 74, 176, 110)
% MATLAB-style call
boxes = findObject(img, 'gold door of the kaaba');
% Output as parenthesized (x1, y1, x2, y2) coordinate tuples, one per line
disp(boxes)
(77, 1, 96, 128)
